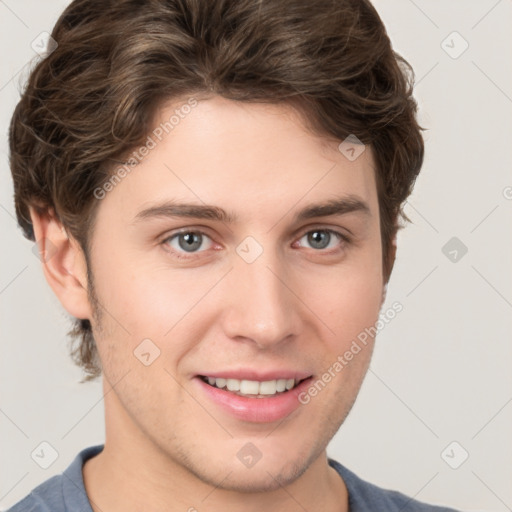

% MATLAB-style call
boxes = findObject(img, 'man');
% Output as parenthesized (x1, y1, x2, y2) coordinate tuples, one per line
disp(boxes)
(7, 0, 461, 510)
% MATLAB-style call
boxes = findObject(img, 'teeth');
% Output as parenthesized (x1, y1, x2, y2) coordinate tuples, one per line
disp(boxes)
(240, 380, 260, 394)
(204, 376, 300, 396)
(276, 379, 286, 392)
(226, 379, 240, 392)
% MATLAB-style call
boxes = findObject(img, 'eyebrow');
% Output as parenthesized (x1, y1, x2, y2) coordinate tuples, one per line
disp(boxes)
(133, 195, 371, 225)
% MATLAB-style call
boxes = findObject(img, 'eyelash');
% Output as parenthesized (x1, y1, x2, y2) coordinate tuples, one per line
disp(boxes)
(161, 227, 351, 260)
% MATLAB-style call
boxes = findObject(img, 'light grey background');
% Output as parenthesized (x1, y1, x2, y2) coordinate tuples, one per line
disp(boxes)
(1, 1, 511, 510)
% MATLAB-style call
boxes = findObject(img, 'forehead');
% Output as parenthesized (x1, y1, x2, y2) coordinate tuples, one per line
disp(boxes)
(100, 96, 378, 226)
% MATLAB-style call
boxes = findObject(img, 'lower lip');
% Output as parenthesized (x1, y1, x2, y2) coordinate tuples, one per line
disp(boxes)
(194, 376, 313, 423)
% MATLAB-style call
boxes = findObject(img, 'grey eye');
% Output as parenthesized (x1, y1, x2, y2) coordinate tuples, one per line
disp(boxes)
(166, 231, 212, 254)
(178, 232, 203, 252)
(300, 230, 340, 250)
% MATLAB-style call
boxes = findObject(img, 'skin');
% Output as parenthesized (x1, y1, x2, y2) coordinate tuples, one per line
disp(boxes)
(31, 95, 395, 512)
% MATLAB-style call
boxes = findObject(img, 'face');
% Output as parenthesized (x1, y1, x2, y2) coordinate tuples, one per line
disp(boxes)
(86, 95, 385, 492)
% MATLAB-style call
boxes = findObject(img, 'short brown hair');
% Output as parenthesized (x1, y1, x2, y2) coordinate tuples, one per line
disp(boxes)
(9, 0, 424, 381)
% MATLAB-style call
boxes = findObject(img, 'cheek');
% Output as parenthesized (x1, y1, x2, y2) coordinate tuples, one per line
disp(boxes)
(307, 259, 383, 346)
(122, 268, 222, 331)
(91, 256, 216, 357)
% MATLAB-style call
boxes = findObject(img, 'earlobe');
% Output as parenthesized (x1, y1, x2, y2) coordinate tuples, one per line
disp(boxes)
(29, 206, 92, 320)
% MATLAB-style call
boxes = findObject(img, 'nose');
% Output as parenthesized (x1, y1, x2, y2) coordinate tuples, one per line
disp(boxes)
(221, 248, 303, 349)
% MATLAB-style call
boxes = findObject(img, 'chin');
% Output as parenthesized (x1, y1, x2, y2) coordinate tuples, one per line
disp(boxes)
(214, 463, 305, 493)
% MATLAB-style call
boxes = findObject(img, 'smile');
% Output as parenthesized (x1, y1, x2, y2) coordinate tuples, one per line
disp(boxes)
(199, 375, 307, 397)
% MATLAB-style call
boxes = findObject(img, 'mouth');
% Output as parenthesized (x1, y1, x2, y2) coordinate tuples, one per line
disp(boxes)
(198, 375, 311, 398)
(194, 373, 315, 422)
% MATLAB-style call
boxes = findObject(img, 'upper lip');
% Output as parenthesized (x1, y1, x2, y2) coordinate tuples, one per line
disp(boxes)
(197, 369, 313, 381)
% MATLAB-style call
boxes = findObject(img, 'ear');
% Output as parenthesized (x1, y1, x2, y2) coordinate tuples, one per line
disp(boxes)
(29, 206, 92, 320)
(381, 233, 397, 306)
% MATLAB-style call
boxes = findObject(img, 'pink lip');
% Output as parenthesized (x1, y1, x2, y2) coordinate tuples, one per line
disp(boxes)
(194, 375, 313, 423)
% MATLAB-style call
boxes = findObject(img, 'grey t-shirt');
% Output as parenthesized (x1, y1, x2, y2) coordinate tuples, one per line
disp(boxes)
(6, 445, 461, 511)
